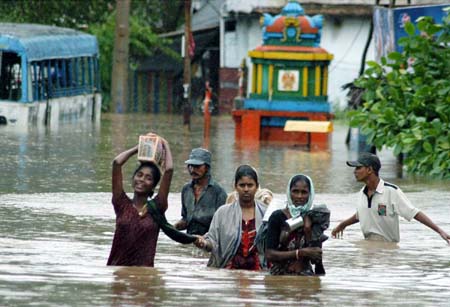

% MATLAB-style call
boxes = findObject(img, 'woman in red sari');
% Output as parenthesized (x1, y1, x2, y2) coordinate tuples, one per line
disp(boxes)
(194, 165, 267, 270)
(107, 136, 173, 267)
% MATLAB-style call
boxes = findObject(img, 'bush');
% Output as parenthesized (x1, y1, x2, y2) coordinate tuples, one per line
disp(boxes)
(349, 14, 450, 178)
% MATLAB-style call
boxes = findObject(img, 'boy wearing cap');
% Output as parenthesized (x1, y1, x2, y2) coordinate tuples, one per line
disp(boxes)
(332, 152, 450, 243)
(174, 148, 228, 235)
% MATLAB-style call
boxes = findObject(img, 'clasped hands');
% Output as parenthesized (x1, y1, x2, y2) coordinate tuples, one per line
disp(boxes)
(194, 235, 209, 250)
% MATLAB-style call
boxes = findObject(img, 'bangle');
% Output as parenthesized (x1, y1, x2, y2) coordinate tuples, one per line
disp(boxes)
(296, 249, 300, 260)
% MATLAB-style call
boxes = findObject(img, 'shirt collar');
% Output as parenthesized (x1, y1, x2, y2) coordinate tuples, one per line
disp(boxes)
(376, 178, 385, 194)
(362, 178, 384, 195)
(190, 175, 213, 187)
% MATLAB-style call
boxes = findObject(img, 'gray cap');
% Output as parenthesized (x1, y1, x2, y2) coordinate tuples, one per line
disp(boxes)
(185, 148, 211, 166)
(346, 152, 381, 172)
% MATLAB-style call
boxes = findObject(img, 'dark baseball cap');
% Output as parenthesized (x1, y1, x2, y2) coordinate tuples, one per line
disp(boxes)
(346, 152, 381, 172)
(185, 148, 211, 166)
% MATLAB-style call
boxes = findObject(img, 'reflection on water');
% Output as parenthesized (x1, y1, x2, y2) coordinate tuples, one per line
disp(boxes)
(111, 267, 166, 306)
(263, 274, 322, 303)
(1, 113, 448, 194)
(0, 114, 449, 306)
(0, 192, 449, 306)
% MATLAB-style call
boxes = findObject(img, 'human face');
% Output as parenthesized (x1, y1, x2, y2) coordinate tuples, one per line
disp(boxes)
(188, 164, 208, 180)
(353, 165, 371, 182)
(133, 166, 155, 194)
(235, 176, 258, 204)
(290, 180, 310, 207)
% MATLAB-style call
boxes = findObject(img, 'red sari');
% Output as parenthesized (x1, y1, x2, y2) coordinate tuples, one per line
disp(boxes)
(225, 218, 261, 270)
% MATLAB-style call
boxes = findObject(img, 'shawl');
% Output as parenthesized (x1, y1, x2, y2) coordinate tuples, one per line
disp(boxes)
(204, 200, 267, 268)
(146, 200, 197, 244)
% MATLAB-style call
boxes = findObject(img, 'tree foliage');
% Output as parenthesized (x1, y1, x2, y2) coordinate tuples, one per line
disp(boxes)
(0, 0, 113, 27)
(0, 0, 184, 111)
(349, 15, 450, 178)
(0, 0, 184, 33)
(88, 11, 180, 110)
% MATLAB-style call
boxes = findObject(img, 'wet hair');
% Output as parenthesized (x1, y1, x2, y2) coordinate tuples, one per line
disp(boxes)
(290, 174, 310, 191)
(234, 164, 259, 187)
(132, 162, 161, 188)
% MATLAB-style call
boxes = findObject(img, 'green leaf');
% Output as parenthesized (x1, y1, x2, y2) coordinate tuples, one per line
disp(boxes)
(438, 87, 450, 96)
(423, 142, 433, 153)
(366, 61, 380, 68)
(403, 138, 416, 144)
(375, 88, 386, 101)
(388, 52, 403, 61)
(404, 21, 416, 36)
(438, 139, 450, 150)
(393, 144, 403, 156)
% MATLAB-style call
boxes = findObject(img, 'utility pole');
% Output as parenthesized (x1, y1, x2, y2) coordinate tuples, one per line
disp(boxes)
(183, 0, 192, 130)
(111, 0, 130, 113)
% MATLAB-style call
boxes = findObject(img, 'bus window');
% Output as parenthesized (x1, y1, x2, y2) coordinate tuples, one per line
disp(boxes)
(0, 52, 22, 101)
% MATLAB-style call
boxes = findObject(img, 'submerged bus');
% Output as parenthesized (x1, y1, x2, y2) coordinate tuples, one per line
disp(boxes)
(0, 23, 101, 127)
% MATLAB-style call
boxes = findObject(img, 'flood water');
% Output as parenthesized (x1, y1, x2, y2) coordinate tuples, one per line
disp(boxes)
(1, 113, 449, 306)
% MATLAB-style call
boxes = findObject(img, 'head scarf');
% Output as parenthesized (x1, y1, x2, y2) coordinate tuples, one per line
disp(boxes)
(286, 174, 314, 218)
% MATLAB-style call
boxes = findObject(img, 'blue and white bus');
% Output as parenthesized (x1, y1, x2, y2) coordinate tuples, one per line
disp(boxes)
(0, 23, 101, 127)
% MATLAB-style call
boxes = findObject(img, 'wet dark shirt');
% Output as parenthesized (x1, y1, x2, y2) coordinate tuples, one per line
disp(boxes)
(266, 210, 301, 251)
(107, 192, 160, 267)
(181, 176, 227, 235)
(266, 208, 329, 275)
(266, 210, 309, 275)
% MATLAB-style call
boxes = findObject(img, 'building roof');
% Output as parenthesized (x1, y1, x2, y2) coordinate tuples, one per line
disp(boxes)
(0, 23, 98, 61)
(137, 28, 219, 73)
(225, 0, 449, 16)
(161, 0, 222, 38)
(225, 0, 449, 12)
(161, 0, 449, 38)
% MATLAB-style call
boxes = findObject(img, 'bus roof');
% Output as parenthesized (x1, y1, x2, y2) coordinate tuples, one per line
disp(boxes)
(0, 23, 99, 61)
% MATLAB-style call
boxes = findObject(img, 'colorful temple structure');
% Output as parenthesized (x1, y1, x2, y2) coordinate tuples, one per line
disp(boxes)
(232, 1, 334, 148)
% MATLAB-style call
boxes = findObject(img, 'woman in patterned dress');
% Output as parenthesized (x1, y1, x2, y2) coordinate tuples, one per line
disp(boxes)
(265, 174, 328, 275)
(107, 136, 173, 267)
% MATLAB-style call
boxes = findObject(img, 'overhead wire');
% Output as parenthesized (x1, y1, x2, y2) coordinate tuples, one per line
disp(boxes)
(328, 19, 367, 73)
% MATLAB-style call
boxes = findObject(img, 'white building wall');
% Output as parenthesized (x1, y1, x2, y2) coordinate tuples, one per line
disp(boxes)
(224, 31, 238, 67)
(321, 16, 374, 110)
(224, 18, 260, 68)
(223, 18, 259, 68)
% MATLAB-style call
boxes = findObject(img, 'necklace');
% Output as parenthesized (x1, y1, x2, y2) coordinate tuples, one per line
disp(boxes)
(134, 204, 147, 217)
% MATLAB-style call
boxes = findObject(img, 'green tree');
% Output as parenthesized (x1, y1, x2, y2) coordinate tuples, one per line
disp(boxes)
(349, 14, 450, 178)
(0, 0, 184, 33)
(0, 0, 113, 27)
(0, 0, 184, 111)
(88, 11, 180, 111)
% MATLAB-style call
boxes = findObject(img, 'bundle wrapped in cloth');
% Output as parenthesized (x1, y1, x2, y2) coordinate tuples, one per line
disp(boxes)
(138, 133, 166, 171)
